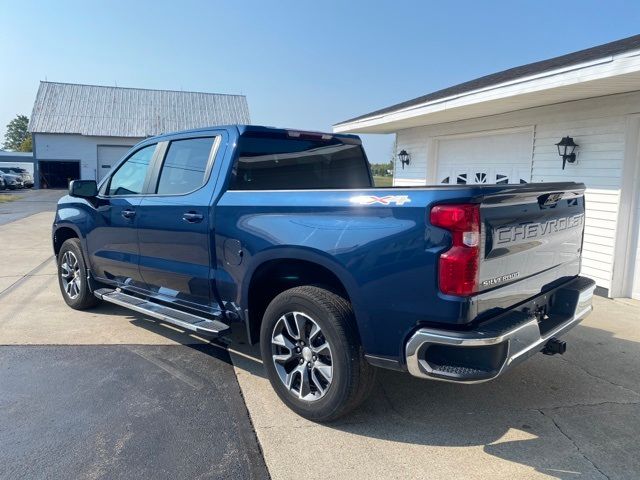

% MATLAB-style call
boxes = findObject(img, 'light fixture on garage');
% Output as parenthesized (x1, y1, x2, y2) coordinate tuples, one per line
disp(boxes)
(556, 136, 578, 170)
(397, 149, 410, 169)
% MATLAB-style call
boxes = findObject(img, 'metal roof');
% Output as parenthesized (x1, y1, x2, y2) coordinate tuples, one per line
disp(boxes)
(335, 34, 640, 127)
(28, 82, 250, 137)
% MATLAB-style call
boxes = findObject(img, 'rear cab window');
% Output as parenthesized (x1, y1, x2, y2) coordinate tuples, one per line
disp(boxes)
(231, 132, 372, 190)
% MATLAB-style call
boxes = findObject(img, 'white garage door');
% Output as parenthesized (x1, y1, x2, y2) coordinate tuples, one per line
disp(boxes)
(436, 130, 533, 185)
(97, 145, 132, 181)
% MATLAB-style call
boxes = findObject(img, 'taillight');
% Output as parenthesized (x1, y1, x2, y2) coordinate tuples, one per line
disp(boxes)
(430, 204, 480, 296)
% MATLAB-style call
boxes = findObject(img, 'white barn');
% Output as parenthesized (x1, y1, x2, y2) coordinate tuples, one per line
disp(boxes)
(28, 82, 250, 188)
(334, 35, 640, 300)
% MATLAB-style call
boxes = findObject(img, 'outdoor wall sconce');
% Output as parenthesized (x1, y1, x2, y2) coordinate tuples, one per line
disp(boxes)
(556, 136, 578, 170)
(398, 149, 411, 169)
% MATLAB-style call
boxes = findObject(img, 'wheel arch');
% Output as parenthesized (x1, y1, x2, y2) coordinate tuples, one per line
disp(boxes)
(53, 224, 83, 257)
(241, 247, 370, 347)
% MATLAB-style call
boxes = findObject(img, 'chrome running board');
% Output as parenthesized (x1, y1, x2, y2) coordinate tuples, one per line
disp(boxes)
(94, 288, 230, 337)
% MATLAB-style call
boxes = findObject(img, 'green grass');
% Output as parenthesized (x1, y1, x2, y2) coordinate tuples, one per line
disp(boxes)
(0, 194, 16, 203)
(373, 176, 393, 187)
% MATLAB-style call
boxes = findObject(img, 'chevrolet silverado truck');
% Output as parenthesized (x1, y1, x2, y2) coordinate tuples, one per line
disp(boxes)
(53, 125, 595, 421)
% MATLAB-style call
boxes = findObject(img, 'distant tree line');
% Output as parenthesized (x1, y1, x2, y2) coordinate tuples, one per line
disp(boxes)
(370, 162, 393, 177)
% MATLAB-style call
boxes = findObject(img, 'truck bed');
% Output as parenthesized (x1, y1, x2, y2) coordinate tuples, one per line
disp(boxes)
(216, 181, 586, 359)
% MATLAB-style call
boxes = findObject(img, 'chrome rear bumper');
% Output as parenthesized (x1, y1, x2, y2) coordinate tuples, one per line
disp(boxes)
(405, 276, 596, 383)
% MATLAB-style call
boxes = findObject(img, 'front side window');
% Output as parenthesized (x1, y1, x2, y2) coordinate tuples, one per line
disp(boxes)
(107, 144, 155, 196)
(156, 137, 215, 195)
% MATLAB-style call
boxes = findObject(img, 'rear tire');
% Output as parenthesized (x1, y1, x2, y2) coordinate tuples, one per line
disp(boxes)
(260, 286, 376, 422)
(57, 238, 99, 310)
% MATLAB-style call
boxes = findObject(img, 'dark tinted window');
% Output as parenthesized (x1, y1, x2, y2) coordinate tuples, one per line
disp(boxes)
(156, 137, 215, 195)
(108, 144, 155, 196)
(231, 134, 371, 190)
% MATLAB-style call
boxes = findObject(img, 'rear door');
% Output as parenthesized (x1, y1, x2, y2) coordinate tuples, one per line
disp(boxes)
(136, 133, 224, 311)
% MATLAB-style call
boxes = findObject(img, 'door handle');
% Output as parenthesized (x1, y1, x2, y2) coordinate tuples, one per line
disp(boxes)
(182, 211, 204, 223)
(121, 209, 136, 219)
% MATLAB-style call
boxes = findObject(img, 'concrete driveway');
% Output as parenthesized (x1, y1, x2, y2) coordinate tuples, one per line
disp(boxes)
(1, 206, 639, 479)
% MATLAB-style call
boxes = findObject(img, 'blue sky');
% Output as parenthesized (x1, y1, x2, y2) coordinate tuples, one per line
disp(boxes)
(1, 0, 639, 163)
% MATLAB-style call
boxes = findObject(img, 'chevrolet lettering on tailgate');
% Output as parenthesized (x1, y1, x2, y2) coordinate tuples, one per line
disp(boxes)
(494, 213, 585, 246)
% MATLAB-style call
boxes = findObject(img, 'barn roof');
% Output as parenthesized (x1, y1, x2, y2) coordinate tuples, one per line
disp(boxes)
(28, 82, 250, 137)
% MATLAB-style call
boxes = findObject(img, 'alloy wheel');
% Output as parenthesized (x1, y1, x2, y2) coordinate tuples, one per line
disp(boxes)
(271, 311, 333, 401)
(60, 251, 81, 300)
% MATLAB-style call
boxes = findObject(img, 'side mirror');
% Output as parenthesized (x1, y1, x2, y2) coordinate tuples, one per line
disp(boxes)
(69, 180, 98, 198)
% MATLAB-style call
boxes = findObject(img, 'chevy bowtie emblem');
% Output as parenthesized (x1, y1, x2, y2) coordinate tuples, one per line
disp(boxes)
(539, 192, 564, 206)
(350, 195, 411, 206)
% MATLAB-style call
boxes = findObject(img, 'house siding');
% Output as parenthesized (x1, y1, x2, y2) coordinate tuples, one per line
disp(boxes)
(531, 117, 626, 290)
(393, 90, 640, 294)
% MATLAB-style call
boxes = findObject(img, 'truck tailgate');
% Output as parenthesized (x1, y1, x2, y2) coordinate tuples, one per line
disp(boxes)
(475, 183, 586, 317)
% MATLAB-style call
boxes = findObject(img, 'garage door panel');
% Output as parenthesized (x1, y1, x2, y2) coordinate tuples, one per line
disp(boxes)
(97, 145, 133, 181)
(436, 130, 533, 185)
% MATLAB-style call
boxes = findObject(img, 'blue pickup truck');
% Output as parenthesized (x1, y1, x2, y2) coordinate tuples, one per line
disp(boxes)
(53, 125, 595, 421)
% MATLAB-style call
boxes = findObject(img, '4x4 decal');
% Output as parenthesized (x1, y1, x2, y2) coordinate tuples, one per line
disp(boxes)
(350, 195, 411, 206)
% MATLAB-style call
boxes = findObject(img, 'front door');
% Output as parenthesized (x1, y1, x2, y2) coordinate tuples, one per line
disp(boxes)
(136, 135, 221, 310)
(86, 143, 157, 286)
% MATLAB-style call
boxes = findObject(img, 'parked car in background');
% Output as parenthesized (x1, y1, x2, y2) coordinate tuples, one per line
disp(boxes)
(0, 175, 6, 190)
(0, 173, 23, 190)
(0, 167, 33, 188)
(52, 125, 595, 422)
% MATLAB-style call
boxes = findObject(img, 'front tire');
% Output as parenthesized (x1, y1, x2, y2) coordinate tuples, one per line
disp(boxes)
(57, 238, 98, 310)
(260, 286, 376, 422)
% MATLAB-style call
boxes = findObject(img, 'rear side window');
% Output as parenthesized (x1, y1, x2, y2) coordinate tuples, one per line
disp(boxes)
(231, 134, 371, 190)
(108, 144, 155, 196)
(156, 137, 215, 195)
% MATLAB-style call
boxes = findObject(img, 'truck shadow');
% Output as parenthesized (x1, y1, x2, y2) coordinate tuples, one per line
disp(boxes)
(91, 303, 267, 373)
(95, 302, 639, 479)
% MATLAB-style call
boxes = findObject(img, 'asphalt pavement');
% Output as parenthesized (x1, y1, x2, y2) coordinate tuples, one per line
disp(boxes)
(0, 188, 65, 225)
(0, 344, 269, 480)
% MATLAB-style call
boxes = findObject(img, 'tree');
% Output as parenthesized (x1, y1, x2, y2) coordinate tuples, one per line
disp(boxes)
(19, 135, 32, 152)
(370, 162, 393, 177)
(3, 115, 31, 151)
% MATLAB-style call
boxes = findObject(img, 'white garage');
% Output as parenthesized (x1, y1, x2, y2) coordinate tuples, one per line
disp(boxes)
(28, 81, 250, 188)
(335, 34, 640, 300)
(97, 145, 132, 181)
